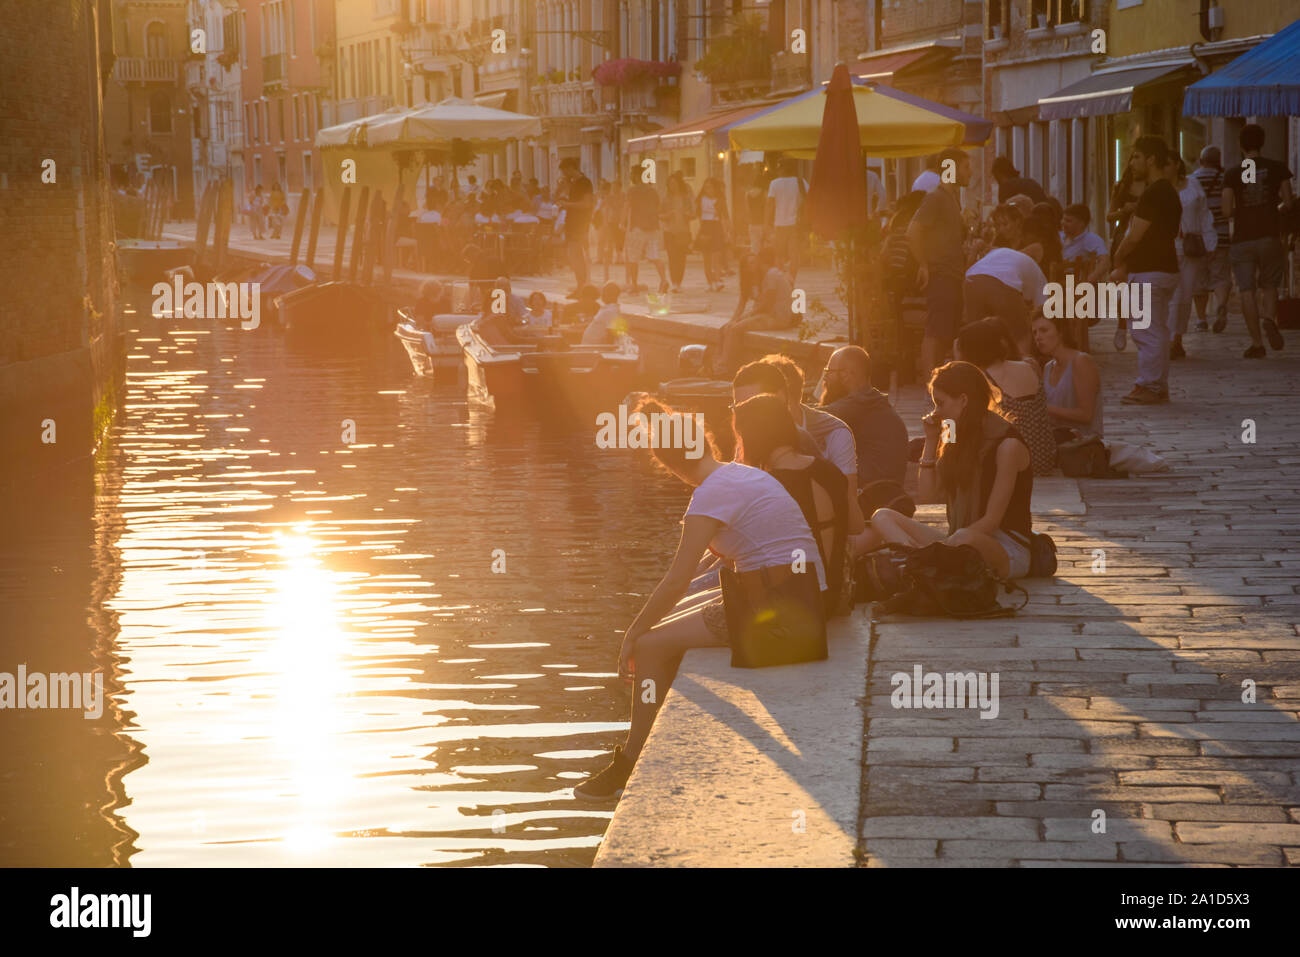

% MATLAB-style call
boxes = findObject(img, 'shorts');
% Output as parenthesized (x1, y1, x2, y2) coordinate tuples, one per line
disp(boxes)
(702, 597, 729, 640)
(925, 272, 963, 339)
(697, 219, 724, 251)
(1229, 236, 1284, 292)
(625, 227, 662, 262)
(1201, 244, 1232, 293)
(993, 529, 1031, 580)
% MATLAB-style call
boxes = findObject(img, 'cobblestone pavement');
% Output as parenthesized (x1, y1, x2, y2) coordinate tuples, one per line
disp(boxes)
(861, 321, 1300, 867)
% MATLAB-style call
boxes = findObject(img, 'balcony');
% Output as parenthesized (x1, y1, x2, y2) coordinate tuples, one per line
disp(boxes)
(770, 51, 810, 96)
(538, 81, 599, 119)
(619, 83, 679, 123)
(113, 57, 179, 85)
(263, 52, 287, 91)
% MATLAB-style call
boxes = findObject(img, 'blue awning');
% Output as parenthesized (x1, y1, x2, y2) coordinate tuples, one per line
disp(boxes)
(1184, 18, 1300, 117)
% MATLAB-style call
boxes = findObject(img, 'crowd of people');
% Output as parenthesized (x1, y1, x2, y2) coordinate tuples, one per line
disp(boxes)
(889, 125, 1293, 412)
(571, 344, 1041, 799)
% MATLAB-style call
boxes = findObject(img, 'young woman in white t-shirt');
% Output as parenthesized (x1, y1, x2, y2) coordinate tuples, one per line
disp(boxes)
(572, 398, 824, 801)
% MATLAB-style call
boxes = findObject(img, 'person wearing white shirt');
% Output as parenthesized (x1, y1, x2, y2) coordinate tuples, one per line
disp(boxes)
(1169, 158, 1218, 359)
(964, 245, 1048, 357)
(766, 158, 808, 280)
(911, 156, 943, 193)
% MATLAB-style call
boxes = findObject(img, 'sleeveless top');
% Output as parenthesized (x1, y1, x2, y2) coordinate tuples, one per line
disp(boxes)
(1044, 355, 1104, 438)
(997, 383, 1058, 476)
(770, 455, 849, 612)
(946, 417, 1033, 540)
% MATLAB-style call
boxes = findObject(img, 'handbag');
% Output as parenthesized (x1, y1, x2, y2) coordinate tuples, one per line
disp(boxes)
(1182, 230, 1207, 258)
(1056, 432, 1113, 478)
(719, 564, 827, 668)
(877, 542, 1027, 619)
(1027, 531, 1057, 578)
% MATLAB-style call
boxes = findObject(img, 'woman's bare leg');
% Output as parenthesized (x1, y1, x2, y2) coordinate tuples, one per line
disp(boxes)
(852, 507, 946, 555)
(624, 606, 725, 761)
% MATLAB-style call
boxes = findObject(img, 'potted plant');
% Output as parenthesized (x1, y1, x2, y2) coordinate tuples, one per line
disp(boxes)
(693, 14, 768, 86)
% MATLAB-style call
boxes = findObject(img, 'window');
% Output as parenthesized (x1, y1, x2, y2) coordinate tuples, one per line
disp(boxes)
(146, 22, 168, 58)
(986, 0, 1009, 39)
(1058, 0, 1087, 25)
(278, 98, 286, 142)
(238, 11, 247, 67)
(293, 95, 301, 140)
(149, 92, 172, 133)
(288, 0, 296, 56)
(302, 152, 313, 191)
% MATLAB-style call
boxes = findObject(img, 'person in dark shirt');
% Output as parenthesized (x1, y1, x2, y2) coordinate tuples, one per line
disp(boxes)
(1112, 136, 1181, 406)
(411, 279, 453, 330)
(817, 344, 910, 517)
(992, 156, 1048, 206)
(558, 157, 594, 298)
(1222, 124, 1295, 359)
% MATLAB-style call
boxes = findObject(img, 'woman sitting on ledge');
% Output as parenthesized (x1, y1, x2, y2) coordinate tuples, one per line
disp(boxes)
(733, 393, 849, 616)
(572, 398, 825, 801)
(1032, 312, 1104, 439)
(858, 361, 1035, 580)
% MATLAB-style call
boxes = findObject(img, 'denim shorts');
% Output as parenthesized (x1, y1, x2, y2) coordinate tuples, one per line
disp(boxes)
(993, 529, 1032, 579)
(1229, 236, 1284, 292)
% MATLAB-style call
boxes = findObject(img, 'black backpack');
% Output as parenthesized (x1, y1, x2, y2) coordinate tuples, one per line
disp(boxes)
(864, 542, 1028, 619)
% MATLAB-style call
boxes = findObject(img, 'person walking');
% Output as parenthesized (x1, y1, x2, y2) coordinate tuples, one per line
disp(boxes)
(1222, 123, 1294, 358)
(247, 185, 267, 240)
(1106, 160, 1147, 352)
(662, 171, 694, 293)
(1169, 157, 1216, 360)
(766, 158, 807, 281)
(1190, 145, 1233, 332)
(557, 157, 594, 298)
(696, 177, 729, 292)
(907, 146, 971, 375)
(1111, 136, 1181, 405)
(624, 168, 668, 294)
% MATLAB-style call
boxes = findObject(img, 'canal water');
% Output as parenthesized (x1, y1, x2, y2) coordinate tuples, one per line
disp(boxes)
(0, 288, 689, 867)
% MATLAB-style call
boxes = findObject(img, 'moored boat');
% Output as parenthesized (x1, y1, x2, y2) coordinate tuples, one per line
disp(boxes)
(116, 238, 194, 283)
(457, 323, 641, 411)
(394, 308, 475, 377)
(276, 281, 390, 350)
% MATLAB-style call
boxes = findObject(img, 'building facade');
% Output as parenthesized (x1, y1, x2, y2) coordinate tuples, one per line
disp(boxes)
(1, 0, 123, 474)
(104, 0, 197, 217)
(185, 0, 246, 203)
(237, 0, 333, 202)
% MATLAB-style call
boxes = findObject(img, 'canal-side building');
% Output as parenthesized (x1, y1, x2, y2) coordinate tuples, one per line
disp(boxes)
(1032, 0, 1300, 241)
(982, 0, 1110, 223)
(185, 0, 246, 204)
(1, 0, 123, 476)
(104, 0, 197, 218)
(237, 0, 333, 200)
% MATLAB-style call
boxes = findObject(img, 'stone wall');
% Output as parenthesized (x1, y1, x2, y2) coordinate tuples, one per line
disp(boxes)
(0, 0, 122, 480)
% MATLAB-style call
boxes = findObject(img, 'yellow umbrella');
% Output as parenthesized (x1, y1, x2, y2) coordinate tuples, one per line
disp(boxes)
(728, 83, 968, 158)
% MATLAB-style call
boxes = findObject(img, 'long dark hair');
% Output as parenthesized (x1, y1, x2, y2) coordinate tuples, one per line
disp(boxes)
(930, 361, 999, 495)
(733, 393, 799, 468)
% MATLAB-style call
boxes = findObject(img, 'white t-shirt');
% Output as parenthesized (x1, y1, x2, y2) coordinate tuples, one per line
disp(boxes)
(966, 247, 1048, 306)
(911, 169, 942, 193)
(582, 302, 622, 344)
(685, 462, 826, 590)
(767, 176, 804, 227)
(700, 195, 719, 222)
(417, 210, 442, 224)
(1061, 229, 1107, 261)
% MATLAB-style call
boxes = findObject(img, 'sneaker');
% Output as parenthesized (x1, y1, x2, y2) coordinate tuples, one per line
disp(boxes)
(1243, 344, 1266, 359)
(572, 746, 633, 801)
(1113, 327, 1127, 351)
(1170, 340, 1186, 360)
(1121, 386, 1164, 405)
(1263, 320, 1284, 351)
(1212, 307, 1227, 333)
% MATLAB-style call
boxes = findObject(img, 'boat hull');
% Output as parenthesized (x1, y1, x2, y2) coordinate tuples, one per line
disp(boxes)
(457, 325, 641, 412)
(277, 281, 390, 351)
